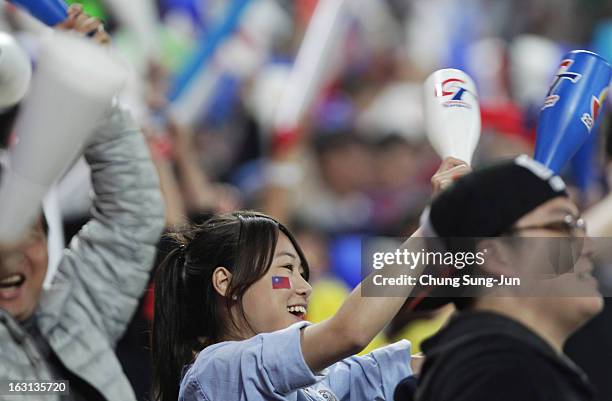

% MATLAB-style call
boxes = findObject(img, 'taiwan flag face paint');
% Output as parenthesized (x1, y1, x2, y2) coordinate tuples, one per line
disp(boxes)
(272, 276, 291, 289)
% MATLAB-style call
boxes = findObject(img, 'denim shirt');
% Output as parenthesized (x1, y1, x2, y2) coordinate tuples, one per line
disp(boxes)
(179, 322, 413, 401)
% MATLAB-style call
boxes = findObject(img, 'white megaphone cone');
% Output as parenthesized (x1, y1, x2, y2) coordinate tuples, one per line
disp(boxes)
(0, 32, 127, 244)
(0, 32, 32, 108)
(423, 69, 481, 165)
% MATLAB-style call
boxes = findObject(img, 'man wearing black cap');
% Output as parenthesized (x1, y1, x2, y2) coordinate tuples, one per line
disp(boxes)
(407, 155, 601, 401)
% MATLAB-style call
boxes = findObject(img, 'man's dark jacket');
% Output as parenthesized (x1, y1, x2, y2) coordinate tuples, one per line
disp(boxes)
(412, 311, 597, 401)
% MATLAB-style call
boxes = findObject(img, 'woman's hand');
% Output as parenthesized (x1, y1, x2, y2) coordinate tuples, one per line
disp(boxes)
(431, 157, 471, 196)
(55, 4, 110, 46)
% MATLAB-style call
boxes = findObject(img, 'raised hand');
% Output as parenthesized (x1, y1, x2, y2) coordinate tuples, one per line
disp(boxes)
(55, 4, 110, 46)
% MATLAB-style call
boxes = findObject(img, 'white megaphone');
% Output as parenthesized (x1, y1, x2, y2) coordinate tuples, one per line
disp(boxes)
(0, 31, 127, 244)
(0, 32, 32, 108)
(423, 68, 481, 165)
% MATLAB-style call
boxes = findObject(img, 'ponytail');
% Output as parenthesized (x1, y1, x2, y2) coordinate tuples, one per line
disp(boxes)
(151, 245, 203, 401)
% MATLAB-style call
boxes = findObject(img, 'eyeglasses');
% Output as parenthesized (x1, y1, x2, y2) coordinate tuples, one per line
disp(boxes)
(508, 214, 586, 238)
(506, 214, 588, 275)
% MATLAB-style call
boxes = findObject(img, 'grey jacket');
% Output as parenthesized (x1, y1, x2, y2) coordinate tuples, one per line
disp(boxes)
(0, 105, 165, 401)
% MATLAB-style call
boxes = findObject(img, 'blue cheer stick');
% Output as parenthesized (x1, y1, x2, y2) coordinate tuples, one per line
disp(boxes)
(534, 50, 611, 174)
(168, 0, 251, 103)
(8, 0, 68, 26)
(573, 133, 596, 188)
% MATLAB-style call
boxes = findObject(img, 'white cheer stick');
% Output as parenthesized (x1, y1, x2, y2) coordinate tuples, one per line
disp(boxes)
(423, 68, 481, 165)
(272, 0, 347, 133)
(0, 32, 127, 244)
(0, 31, 32, 108)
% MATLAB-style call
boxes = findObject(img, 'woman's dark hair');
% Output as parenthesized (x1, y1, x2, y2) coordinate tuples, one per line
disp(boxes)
(151, 211, 309, 401)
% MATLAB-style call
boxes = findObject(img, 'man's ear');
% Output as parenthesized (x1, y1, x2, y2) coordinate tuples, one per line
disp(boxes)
(477, 239, 515, 277)
(212, 267, 232, 297)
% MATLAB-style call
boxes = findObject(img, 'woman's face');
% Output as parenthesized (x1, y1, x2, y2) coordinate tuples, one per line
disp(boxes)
(239, 233, 312, 335)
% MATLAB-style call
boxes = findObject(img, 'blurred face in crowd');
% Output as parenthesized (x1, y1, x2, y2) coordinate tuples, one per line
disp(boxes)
(226, 233, 312, 337)
(484, 197, 602, 334)
(0, 218, 48, 321)
(319, 138, 374, 195)
(375, 138, 424, 190)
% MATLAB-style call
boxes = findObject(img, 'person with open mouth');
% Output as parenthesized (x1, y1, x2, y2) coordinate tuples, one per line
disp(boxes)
(149, 157, 469, 401)
(0, 6, 165, 401)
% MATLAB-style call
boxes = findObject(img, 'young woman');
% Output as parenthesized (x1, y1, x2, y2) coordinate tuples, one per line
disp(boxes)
(151, 160, 464, 401)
